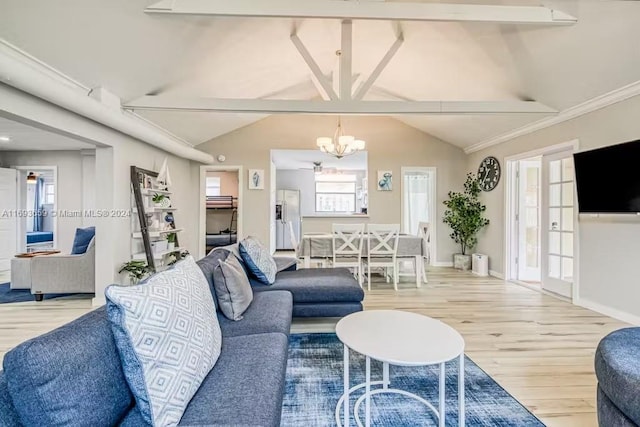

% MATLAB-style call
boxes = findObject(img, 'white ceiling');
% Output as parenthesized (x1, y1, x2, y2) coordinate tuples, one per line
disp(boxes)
(0, 117, 95, 151)
(1, 0, 639, 148)
(272, 149, 367, 170)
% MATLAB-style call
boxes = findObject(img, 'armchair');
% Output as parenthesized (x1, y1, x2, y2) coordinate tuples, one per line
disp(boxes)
(30, 238, 95, 301)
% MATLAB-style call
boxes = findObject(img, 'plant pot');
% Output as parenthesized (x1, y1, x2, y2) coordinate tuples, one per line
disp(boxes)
(453, 254, 471, 271)
(167, 242, 175, 251)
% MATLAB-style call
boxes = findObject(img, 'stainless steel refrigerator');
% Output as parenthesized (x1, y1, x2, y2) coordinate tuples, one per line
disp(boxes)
(275, 189, 301, 250)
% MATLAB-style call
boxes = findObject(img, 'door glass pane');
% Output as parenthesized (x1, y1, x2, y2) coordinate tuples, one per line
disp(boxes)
(549, 255, 561, 278)
(550, 184, 561, 206)
(562, 208, 574, 231)
(550, 160, 561, 183)
(562, 183, 574, 206)
(550, 208, 561, 231)
(562, 158, 574, 182)
(526, 228, 539, 268)
(562, 257, 573, 281)
(549, 231, 561, 254)
(561, 232, 573, 256)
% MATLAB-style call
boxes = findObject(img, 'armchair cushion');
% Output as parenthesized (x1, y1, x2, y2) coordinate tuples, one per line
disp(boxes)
(70, 227, 95, 254)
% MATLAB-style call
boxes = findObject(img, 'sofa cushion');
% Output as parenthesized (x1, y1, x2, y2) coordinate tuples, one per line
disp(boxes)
(218, 290, 292, 338)
(239, 236, 277, 285)
(252, 267, 365, 304)
(595, 327, 640, 426)
(70, 226, 95, 254)
(106, 257, 222, 427)
(275, 256, 297, 272)
(2, 307, 133, 427)
(213, 252, 253, 321)
(178, 332, 289, 427)
(0, 372, 22, 427)
(293, 302, 363, 318)
(598, 384, 637, 427)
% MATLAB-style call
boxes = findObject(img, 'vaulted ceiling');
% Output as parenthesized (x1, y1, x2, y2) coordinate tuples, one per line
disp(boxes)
(1, 0, 638, 150)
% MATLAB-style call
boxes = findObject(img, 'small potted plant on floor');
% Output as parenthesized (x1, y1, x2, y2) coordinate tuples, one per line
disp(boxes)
(118, 260, 151, 285)
(443, 172, 490, 270)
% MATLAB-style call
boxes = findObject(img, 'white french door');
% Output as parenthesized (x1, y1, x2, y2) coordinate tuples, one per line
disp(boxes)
(541, 151, 575, 298)
(0, 168, 17, 283)
(516, 160, 541, 282)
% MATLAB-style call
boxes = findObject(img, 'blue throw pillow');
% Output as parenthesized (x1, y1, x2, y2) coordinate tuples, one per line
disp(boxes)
(239, 236, 277, 285)
(70, 226, 95, 254)
(105, 257, 222, 426)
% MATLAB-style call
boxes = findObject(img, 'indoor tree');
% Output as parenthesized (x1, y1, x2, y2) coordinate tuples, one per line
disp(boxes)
(443, 173, 490, 256)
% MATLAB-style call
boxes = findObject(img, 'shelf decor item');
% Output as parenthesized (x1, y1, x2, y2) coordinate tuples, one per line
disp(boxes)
(118, 260, 151, 285)
(443, 173, 490, 270)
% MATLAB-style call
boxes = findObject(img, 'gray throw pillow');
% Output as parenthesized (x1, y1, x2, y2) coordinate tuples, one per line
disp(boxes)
(213, 252, 253, 321)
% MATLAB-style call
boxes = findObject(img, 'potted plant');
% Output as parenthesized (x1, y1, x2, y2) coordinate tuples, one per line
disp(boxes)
(168, 250, 190, 266)
(152, 193, 165, 208)
(166, 232, 177, 251)
(118, 260, 151, 285)
(443, 173, 490, 270)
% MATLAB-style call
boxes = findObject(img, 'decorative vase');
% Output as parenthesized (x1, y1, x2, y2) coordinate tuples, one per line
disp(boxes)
(167, 242, 175, 251)
(453, 254, 471, 271)
(160, 197, 171, 208)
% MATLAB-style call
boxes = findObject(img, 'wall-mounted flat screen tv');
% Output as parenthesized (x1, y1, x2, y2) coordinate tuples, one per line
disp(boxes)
(574, 139, 640, 213)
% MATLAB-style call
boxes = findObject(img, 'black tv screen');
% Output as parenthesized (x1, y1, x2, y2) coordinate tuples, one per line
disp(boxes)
(574, 139, 640, 213)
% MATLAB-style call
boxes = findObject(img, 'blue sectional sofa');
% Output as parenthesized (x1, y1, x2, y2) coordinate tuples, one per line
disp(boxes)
(0, 247, 364, 426)
(595, 328, 640, 427)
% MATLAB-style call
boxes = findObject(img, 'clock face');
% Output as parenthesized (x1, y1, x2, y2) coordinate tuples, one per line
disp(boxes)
(478, 156, 501, 191)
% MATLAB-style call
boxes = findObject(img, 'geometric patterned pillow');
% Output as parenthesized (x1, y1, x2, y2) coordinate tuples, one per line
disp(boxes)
(239, 236, 277, 285)
(105, 256, 221, 427)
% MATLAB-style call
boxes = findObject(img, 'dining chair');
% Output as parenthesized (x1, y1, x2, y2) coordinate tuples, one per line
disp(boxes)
(363, 224, 400, 291)
(331, 223, 365, 287)
(418, 221, 431, 283)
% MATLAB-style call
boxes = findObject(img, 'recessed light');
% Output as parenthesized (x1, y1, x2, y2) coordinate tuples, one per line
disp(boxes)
(0, 136, 10, 142)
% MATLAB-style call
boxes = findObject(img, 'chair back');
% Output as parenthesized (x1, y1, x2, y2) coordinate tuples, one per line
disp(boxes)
(332, 224, 365, 262)
(417, 221, 430, 261)
(287, 221, 299, 251)
(367, 224, 400, 259)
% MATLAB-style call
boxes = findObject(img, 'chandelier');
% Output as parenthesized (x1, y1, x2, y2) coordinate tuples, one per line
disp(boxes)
(316, 117, 365, 159)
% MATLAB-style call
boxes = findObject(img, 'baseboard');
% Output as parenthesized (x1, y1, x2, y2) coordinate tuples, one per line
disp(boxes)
(577, 297, 640, 326)
(432, 261, 453, 267)
(489, 270, 504, 279)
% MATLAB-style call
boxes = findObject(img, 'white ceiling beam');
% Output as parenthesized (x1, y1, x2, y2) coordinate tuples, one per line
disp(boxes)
(290, 33, 338, 101)
(354, 34, 404, 100)
(145, 0, 577, 25)
(340, 20, 353, 100)
(124, 97, 557, 115)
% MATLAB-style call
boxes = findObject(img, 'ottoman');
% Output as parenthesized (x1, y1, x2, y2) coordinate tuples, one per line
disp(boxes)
(595, 327, 640, 427)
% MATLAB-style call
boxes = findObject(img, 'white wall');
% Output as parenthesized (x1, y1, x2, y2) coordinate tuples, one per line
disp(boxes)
(1, 150, 86, 252)
(467, 94, 640, 322)
(197, 115, 467, 264)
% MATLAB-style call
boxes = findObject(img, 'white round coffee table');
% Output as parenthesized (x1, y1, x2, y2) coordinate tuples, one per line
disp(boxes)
(335, 310, 465, 427)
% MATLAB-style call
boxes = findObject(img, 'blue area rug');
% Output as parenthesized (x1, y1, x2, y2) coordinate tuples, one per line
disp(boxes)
(282, 333, 544, 427)
(0, 283, 93, 304)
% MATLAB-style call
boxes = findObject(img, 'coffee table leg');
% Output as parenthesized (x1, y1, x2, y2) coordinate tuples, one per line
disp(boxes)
(382, 362, 389, 389)
(459, 352, 465, 427)
(439, 362, 445, 427)
(344, 344, 349, 427)
(365, 356, 371, 427)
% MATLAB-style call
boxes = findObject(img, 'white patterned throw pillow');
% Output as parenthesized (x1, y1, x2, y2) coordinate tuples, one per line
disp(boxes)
(239, 236, 278, 284)
(105, 256, 222, 427)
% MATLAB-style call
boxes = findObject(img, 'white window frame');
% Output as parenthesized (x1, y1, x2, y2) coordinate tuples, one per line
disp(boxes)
(206, 176, 221, 197)
(315, 176, 357, 213)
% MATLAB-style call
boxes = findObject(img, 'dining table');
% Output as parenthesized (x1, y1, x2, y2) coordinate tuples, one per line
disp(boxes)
(298, 233, 427, 285)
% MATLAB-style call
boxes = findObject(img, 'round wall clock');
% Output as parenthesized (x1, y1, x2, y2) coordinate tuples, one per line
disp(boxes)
(478, 156, 501, 191)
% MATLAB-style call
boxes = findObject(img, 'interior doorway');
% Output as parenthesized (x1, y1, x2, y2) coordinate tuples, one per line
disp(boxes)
(401, 167, 436, 263)
(198, 166, 243, 259)
(506, 142, 578, 300)
(14, 166, 58, 253)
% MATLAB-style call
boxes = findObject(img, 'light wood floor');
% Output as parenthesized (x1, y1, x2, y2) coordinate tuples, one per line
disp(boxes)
(0, 268, 626, 427)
